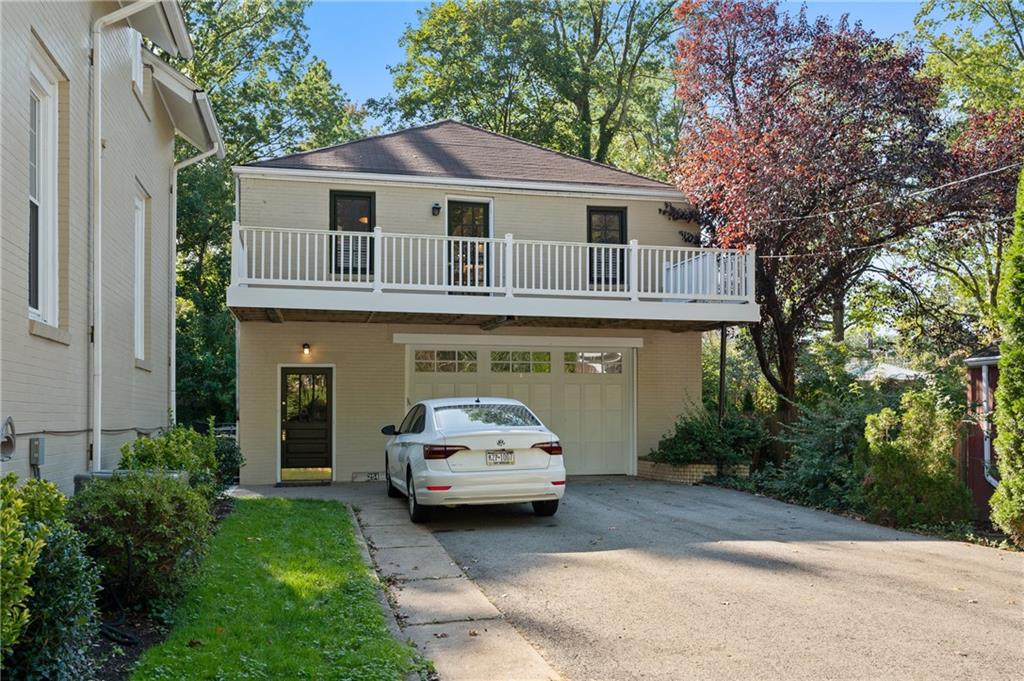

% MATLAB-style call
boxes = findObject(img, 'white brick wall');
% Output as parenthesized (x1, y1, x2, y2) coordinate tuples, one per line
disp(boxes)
(1, 2, 177, 493)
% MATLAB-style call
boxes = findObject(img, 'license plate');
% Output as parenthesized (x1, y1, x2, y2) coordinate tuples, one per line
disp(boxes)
(485, 449, 515, 465)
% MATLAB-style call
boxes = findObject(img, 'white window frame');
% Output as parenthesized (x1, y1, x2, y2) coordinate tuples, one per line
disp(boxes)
(133, 193, 146, 360)
(28, 48, 59, 326)
(130, 29, 144, 95)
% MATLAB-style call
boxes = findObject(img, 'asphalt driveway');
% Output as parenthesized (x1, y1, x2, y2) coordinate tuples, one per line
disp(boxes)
(425, 478, 1023, 681)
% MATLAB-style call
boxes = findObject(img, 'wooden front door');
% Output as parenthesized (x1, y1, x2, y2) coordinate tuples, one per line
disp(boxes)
(280, 367, 332, 474)
(447, 200, 490, 291)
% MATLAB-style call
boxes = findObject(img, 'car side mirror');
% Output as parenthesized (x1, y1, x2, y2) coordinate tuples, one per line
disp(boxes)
(381, 424, 397, 436)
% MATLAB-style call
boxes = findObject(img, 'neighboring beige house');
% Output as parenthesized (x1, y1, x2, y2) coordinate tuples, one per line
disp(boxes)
(0, 1, 221, 493)
(229, 121, 758, 485)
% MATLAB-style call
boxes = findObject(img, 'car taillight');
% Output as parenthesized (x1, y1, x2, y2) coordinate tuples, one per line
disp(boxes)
(423, 445, 468, 459)
(551, 480, 566, 486)
(533, 441, 563, 455)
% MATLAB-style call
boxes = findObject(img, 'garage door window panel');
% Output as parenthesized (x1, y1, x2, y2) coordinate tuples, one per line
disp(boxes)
(564, 351, 623, 374)
(491, 351, 551, 374)
(415, 350, 477, 373)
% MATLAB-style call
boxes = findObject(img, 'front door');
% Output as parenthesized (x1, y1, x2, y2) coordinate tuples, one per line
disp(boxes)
(281, 367, 332, 481)
(447, 200, 490, 292)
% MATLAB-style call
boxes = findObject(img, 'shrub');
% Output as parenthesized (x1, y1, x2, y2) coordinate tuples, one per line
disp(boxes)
(214, 436, 245, 490)
(649, 407, 767, 467)
(990, 170, 1024, 546)
(0, 475, 47, 660)
(771, 387, 882, 511)
(67, 472, 212, 610)
(3, 524, 100, 680)
(860, 387, 973, 527)
(118, 418, 218, 499)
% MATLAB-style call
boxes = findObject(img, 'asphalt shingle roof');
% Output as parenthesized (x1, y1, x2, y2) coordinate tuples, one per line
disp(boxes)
(245, 120, 675, 191)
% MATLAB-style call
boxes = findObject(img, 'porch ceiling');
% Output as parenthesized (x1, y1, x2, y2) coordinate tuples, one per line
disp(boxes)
(229, 306, 740, 332)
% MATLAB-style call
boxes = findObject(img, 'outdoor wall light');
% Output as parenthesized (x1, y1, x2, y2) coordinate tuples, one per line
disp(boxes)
(431, 202, 442, 216)
(302, 343, 310, 356)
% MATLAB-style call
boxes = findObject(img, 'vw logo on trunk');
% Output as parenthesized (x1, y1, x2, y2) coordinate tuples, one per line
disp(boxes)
(496, 439, 505, 447)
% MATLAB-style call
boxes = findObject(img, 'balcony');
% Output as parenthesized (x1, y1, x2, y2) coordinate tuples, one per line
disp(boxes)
(227, 224, 760, 330)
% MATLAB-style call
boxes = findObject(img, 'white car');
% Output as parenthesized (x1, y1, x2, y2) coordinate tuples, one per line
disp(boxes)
(381, 397, 566, 522)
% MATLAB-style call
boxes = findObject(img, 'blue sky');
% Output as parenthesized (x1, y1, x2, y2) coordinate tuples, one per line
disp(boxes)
(306, 1, 927, 118)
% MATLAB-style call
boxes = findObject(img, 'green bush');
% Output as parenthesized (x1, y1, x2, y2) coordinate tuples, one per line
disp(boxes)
(771, 387, 884, 511)
(649, 407, 767, 467)
(0, 475, 48, 660)
(860, 387, 973, 527)
(67, 472, 212, 610)
(3, 524, 100, 680)
(118, 418, 218, 499)
(214, 436, 245, 489)
(990, 170, 1024, 546)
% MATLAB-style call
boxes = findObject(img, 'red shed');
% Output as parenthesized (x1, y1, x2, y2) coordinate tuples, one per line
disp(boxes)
(964, 344, 1000, 517)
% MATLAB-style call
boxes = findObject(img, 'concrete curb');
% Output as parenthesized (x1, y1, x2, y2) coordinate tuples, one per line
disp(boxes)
(346, 504, 426, 681)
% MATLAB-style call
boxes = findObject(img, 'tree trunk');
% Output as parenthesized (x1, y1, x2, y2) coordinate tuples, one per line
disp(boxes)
(772, 328, 799, 465)
(831, 291, 845, 343)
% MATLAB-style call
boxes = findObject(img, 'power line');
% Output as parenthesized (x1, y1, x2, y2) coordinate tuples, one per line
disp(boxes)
(751, 160, 1023, 226)
(757, 213, 1014, 260)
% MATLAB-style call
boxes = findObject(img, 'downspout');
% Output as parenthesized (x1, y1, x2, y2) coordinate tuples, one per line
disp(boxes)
(169, 144, 220, 423)
(981, 364, 999, 488)
(90, 0, 159, 472)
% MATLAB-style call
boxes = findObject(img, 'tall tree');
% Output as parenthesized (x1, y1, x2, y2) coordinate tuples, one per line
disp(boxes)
(915, 0, 1024, 111)
(990, 169, 1024, 546)
(672, 0, 944, 438)
(168, 0, 366, 424)
(381, 0, 677, 168)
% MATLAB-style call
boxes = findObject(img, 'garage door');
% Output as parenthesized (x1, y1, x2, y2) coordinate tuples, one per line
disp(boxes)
(407, 345, 633, 475)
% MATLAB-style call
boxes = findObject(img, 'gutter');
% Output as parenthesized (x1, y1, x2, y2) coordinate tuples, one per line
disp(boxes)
(90, 0, 160, 472)
(981, 364, 999, 489)
(169, 142, 221, 422)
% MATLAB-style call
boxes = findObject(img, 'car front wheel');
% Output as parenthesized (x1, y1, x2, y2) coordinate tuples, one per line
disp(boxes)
(407, 471, 430, 523)
(532, 499, 559, 517)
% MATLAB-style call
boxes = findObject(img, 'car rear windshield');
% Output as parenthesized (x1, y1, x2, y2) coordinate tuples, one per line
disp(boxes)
(434, 404, 540, 430)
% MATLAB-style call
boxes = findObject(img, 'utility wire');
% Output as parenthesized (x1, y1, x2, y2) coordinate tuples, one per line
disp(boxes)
(751, 160, 1023, 226)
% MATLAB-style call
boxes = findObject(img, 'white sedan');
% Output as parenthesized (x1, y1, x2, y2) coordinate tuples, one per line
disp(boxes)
(381, 397, 566, 522)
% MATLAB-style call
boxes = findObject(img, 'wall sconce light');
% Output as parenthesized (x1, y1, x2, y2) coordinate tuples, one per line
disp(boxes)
(431, 202, 441, 216)
(302, 343, 310, 356)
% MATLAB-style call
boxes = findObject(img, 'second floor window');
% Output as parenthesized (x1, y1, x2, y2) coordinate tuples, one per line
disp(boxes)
(28, 49, 59, 326)
(587, 207, 626, 285)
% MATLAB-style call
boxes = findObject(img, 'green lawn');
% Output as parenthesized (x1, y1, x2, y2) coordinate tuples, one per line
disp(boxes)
(132, 498, 421, 680)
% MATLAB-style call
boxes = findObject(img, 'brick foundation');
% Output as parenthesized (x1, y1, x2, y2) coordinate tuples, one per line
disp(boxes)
(636, 459, 750, 484)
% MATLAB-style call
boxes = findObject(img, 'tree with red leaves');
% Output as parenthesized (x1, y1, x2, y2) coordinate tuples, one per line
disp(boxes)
(672, 0, 945, 438)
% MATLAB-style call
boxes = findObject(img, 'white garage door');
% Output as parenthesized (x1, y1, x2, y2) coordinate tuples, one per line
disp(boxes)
(407, 344, 633, 475)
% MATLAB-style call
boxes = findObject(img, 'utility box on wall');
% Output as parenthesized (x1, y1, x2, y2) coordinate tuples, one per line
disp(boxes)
(29, 436, 45, 466)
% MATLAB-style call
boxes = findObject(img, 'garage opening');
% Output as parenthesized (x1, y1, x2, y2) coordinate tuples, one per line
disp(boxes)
(407, 344, 634, 475)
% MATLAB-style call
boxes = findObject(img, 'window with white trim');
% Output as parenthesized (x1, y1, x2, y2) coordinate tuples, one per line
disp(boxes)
(133, 194, 146, 360)
(28, 49, 59, 326)
(414, 350, 477, 373)
(491, 351, 551, 374)
(130, 29, 144, 95)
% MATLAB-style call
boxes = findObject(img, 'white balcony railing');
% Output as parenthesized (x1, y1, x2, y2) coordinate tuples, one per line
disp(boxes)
(230, 224, 756, 305)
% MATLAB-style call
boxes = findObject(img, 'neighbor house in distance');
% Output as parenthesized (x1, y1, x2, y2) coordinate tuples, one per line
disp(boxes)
(0, 0, 221, 492)
(228, 121, 758, 485)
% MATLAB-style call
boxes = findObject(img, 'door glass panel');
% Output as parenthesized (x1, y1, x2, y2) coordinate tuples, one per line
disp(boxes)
(588, 209, 625, 284)
(333, 193, 373, 274)
(448, 201, 489, 290)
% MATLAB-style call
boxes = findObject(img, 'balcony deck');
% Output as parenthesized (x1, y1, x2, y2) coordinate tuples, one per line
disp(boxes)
(227, 224, 760, 331)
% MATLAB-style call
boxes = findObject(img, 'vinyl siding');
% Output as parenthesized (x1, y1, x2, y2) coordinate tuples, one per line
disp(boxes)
(0, 2, 176, 493)
(237, 322, 701, 485)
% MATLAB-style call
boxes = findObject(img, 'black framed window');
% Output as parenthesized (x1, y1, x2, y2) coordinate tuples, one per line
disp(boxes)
(587, 207, 626, 284)
(330, 190, 374, 274)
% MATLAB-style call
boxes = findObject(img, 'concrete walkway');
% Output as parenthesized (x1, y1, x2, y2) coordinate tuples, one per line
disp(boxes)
(234, 483, 560, 681)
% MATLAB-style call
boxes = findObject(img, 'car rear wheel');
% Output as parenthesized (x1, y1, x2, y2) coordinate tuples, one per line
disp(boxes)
(407, 471, 430, 523)
(532, 499, 559, 517)
(385, 457, 401, 498)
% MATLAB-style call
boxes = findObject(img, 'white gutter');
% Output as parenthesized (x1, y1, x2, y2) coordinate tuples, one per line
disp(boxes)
(981, 364, 999, 488)
(91, 0, 160, 472)
(169, 143, 220, 421)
